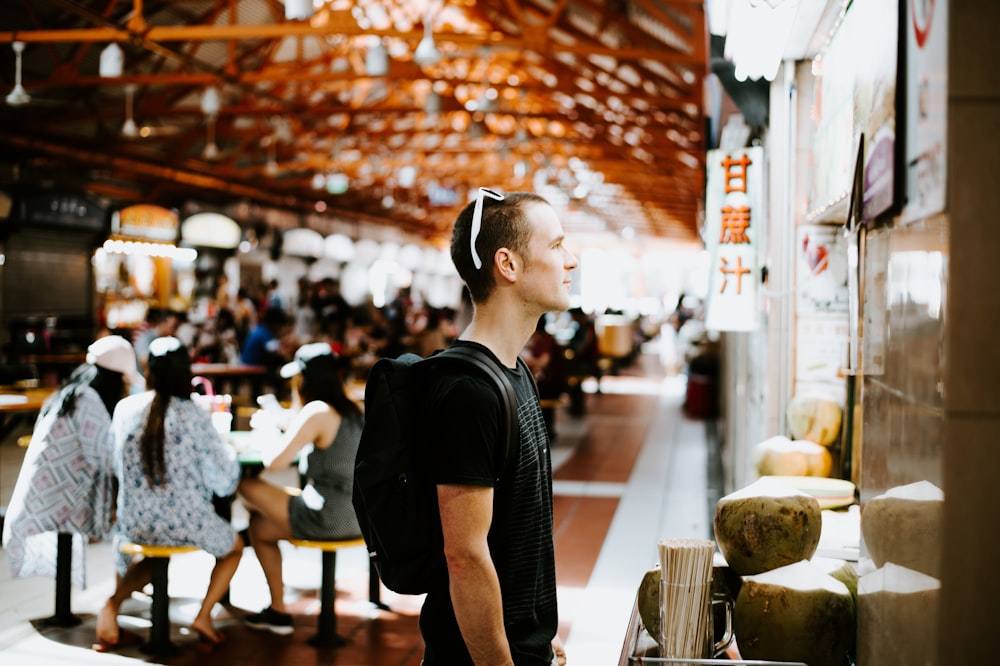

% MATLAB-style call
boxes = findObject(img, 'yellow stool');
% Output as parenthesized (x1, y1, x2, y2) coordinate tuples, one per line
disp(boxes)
(118, 542, 200, 655)
(286, 537, 383, 647)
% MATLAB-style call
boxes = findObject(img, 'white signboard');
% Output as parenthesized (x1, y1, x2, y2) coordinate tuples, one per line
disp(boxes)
(705, 147, 763, 332)
(902, 0, 948, 222)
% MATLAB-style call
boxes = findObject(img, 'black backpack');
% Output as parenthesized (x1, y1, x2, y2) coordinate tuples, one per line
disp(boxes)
(352, 345, 520, 595)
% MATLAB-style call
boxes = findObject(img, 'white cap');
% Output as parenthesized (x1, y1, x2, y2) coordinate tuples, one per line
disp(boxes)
(280, 341, 335, 378)
(87, 335, 142, 386)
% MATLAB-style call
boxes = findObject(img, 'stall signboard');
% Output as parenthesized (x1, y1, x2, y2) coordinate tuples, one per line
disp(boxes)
(19, 193, 107, 232)
(902, 0, 948, 222)
(112, 204, 178, 242)
(704, 146, 762, 332)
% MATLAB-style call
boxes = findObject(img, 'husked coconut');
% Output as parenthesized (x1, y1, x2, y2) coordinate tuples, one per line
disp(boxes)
(786, 394, 843, 446)
(753, 435, 833, 477)
(714, 478, 822, 576)
(811, 556, 859, 609)
(812, 556, 859, 658)
(734, 560, 855, 666)
(857, 563, 940, 666)
(861, 481, 943, 577)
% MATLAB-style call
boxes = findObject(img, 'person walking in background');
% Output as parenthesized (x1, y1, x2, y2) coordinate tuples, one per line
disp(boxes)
(522, 315, 569, 441)
(242, 306, 296, 393)
(133, 308, 181, 376)
(3, 335, 140, 587)
(237, 342, 364, 635)
(98, 337, 242, 648)
(419, 188, 576, 665)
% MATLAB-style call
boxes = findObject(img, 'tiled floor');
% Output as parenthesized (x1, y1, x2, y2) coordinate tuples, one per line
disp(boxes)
(0, 344, 721, 665)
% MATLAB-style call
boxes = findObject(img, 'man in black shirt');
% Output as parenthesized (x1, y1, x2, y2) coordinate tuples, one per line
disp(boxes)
(421, 189, 577, 665)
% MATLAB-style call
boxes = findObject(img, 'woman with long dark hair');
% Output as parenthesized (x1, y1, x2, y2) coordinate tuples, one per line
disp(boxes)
(3, 335, 140, 586)
(237, 341, 363, 635)
(98, 336, 243, 647)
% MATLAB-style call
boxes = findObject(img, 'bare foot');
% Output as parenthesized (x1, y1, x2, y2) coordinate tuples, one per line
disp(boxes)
(190, 617, 224, 644)
(95, 601, 119, 649)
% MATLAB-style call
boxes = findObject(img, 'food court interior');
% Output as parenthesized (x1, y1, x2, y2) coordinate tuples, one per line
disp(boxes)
(2, 0, 1000, 665)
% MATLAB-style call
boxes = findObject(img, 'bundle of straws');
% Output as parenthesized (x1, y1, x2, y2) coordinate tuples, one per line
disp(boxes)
(657, 538, 716, 659)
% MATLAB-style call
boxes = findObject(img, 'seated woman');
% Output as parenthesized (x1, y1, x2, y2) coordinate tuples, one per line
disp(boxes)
(98, 336, 243, 647)
(3, 335, 140, 586)
(237, 341, 364, 635)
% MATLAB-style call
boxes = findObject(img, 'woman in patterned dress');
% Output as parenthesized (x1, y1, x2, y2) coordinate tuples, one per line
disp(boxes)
(237, 341, 364, 635)
(3, 335, 140, 586)
(97, 336, 243, 646)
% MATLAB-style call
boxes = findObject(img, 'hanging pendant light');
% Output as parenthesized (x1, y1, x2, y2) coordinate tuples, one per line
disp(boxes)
(200, 86, 221, 116)
(365, 37, 389, 76)
(99, 43, 124, 78)
(414, 12, 441, 67)
(284, 0, 313, 21)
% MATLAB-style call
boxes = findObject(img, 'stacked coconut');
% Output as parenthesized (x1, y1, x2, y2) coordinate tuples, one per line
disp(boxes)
(753, 393, 844, 479)
(857, 481, 943, 666)
(714, 477, 857, 666)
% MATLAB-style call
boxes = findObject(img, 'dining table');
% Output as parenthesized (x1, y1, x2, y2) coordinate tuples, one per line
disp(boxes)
(191, 362, 269, 398)
(0, 385, 55, 442)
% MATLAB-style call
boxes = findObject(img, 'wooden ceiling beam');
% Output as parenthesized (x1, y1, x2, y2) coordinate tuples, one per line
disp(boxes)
(1, 24, 703, 64)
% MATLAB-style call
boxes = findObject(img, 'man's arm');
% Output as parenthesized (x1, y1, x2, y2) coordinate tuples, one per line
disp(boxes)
(437, 483, 514, 666)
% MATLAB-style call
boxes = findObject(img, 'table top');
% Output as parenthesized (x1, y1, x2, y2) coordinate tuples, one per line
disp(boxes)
(192, 363, 267, 377)
(0, 387, 54, 413)
(227, 430, 298, 466)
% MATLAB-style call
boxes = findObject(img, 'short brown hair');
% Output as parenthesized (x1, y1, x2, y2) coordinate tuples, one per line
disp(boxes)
(450, 191, 550, 303)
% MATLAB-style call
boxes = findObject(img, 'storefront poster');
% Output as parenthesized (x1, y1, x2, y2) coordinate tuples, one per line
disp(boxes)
(796, 224, 850, 314)
(795, 313, 849, 395)
(704, 147, 762, 332)
(810, 0, 901, 223)
(902, 0, 948, 222)
(852, 0, 900, 221)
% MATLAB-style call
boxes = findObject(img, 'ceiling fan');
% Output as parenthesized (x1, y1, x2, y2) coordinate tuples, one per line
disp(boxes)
(120, 83, 188, 139)
(5, 41, 71, 107)
(5, 42, 30, 106)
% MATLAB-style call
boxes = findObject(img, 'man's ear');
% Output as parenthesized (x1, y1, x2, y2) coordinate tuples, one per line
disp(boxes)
(494, 247, 518, 282)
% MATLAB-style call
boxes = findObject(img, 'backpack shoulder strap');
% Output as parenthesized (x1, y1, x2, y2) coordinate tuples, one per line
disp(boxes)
(435, 345, 519, 477)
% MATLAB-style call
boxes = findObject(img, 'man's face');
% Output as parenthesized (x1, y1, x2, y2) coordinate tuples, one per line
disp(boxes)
(519, 202, 578, 313)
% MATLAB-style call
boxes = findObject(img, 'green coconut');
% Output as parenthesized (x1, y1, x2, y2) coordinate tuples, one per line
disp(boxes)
(734, 560, 855, 666)
(714, 477, 822, 576)
(861, 480, 944, 577)
(856, 563, 940, 666)
(813, 556, 859, 658)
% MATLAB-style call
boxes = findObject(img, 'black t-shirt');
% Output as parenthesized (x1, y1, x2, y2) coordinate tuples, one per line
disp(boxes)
(419, 341, 558, 666)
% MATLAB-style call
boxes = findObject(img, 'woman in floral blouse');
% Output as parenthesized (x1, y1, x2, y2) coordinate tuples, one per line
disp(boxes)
(98, 336, 242, 647)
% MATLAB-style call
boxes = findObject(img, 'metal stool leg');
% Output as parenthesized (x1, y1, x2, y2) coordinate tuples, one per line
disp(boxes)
(42, 532, 82, 627)
(368, 558, 389, 611)
(141, 556, 180, 655)
(308, 550, 346, 647)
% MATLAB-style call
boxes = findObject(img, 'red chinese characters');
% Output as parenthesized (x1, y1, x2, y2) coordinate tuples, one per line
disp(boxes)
(717, 152, 753, 295)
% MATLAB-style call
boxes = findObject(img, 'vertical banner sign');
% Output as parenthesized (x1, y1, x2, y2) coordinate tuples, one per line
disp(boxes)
(705, 147, 762, 332)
